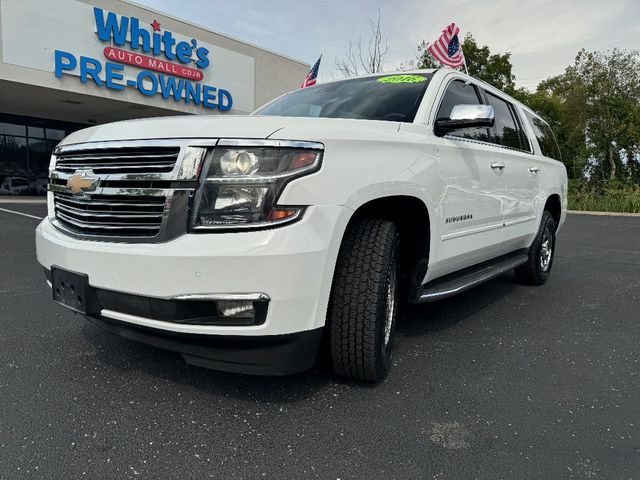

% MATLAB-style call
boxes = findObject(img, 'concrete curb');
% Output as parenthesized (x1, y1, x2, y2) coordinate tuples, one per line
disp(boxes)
(568, 210, 640, 217)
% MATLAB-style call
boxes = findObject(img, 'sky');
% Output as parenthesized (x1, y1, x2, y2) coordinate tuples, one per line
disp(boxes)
(134, 0, 640, 90)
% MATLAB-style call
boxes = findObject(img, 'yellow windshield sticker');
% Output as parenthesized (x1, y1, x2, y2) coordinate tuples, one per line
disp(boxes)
(377, 75, 426, 84)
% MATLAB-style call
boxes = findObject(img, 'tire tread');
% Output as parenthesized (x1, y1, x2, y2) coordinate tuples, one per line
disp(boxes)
(329, 219, 397, 382)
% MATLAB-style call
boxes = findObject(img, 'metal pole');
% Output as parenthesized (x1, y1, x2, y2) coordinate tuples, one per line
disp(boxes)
(460, 45, 469, 76)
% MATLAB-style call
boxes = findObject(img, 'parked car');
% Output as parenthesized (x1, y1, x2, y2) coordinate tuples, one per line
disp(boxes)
(0, 176, 29, 195)
(36, 69, 567, 382)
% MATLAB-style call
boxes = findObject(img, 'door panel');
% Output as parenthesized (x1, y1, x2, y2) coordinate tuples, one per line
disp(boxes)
(501, 149, 541, 247)
(483, 92, 541, 249)
(428, 78, 508, 279)
(435, 138, 507, 276)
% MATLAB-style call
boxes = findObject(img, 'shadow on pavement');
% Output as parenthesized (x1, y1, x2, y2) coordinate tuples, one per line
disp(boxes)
(80, 272, 521, 401)
(397, 272, 519, 336)
(82, 321, 337, 402)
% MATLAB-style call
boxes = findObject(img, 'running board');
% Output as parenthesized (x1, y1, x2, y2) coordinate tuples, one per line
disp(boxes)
(415, 251, 529, 303)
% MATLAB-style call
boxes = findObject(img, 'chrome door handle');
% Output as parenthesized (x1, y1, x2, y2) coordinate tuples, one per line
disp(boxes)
(490, 162, 505, 170)
(528, 166, 540, 173)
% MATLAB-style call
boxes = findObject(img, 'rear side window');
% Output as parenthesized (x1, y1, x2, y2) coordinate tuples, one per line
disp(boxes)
(485, 92, 523, 150)
(525, 112, 561, 160)
(436, 80, 490, 142)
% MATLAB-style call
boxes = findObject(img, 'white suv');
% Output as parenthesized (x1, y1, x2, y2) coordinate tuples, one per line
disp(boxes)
(36, 69, 567, 382)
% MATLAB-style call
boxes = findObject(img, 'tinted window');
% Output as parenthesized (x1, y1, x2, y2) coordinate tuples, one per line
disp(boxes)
(28, 138, 49, 178)
(0, 135, 28, 195)
(0, 122, 26, 137)
(46, 128, 66, 140)
(525, 112, 561, 160)
(28, 126, 45, 139)
(485, 92, 522, 150)
(436, 80, 489, 142)
(0, 136, 27, 176)
(255, 74, 433, 123)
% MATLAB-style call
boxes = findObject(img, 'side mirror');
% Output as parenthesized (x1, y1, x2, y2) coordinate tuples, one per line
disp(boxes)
(435, 104, 495, 136)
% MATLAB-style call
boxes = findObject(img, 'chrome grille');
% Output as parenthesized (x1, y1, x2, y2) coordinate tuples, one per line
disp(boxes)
(54, 192, 166, 237)
(55, 146, 180, 174)
(50, 139, 211, 242)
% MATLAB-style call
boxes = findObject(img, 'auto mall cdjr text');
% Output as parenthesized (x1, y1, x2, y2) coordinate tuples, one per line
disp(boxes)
(53, 7, 233, 111)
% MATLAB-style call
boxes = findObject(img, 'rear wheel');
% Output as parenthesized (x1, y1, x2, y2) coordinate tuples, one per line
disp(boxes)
(328, 219, 399, 382)
(515, 211, 556, 285)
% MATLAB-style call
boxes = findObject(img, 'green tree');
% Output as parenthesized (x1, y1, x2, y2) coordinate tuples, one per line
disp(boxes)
(511, 77, 590, 180)
(417, 33, 516, 93)
(538, 49, 640, 182)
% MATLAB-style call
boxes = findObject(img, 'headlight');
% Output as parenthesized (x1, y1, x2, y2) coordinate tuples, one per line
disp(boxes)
(191, 140, 323, 230)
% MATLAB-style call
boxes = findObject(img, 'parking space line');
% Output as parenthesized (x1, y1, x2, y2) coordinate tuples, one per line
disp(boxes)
(0, 207, 44, 220)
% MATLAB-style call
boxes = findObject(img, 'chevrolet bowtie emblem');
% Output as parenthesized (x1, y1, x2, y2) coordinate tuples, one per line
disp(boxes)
(66, 172, 98, 195)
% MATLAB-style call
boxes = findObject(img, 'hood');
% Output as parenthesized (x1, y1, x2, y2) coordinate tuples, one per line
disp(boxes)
(59, 115, 401, 146)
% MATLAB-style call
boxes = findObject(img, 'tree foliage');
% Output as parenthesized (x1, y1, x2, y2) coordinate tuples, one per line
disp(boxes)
(516, 49, 640, 183)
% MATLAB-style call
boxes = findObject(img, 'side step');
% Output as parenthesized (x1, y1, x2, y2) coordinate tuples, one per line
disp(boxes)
(415, 251, 529, 303)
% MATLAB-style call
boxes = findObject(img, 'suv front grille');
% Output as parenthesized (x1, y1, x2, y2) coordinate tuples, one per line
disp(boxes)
(55, 146, 180, 174)
(54, 192, 166, 237)
(50, 140, 211, 242)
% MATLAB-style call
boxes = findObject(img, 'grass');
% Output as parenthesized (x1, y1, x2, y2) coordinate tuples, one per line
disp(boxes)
(568, 181, 640, 213)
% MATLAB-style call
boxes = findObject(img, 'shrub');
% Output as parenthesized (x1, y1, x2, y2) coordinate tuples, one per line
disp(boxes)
(568, 180, 640, 213)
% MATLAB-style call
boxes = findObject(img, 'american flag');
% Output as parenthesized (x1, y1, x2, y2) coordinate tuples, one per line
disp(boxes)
(428, 23, 465, 69)
(301, 55, 321, 88)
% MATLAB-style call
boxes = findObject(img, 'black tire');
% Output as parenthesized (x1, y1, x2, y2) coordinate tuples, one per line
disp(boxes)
(515, 211, 556, 286)
(328, 219, 399, 382)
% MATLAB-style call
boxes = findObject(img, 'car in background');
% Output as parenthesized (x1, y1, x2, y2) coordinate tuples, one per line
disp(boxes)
(0, 176, 28, 195)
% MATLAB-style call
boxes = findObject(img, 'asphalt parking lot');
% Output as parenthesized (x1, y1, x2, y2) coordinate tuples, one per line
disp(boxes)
(1, 205, 638, 479)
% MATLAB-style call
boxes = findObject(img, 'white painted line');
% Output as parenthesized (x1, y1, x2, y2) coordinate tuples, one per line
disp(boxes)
(0, 199, 47, 204)
(568, 210, 640, 217)
(0, 207, 44, 220)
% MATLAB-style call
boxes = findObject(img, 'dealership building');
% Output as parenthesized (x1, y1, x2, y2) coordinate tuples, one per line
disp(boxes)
(0, 0, 309, 195)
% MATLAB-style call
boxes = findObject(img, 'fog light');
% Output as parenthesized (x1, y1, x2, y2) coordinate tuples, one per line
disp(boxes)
(217, 300, 254, 318)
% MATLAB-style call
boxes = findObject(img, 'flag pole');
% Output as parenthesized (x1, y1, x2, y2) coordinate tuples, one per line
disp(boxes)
(460, 43, 469, 76)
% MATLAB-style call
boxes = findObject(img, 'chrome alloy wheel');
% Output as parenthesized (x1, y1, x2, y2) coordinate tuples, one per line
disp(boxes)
(383, 258, 398, 348)
(540, 227, 553, 272)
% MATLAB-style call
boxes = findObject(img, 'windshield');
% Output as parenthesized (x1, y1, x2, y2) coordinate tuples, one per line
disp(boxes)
(253, 73, 433, 123)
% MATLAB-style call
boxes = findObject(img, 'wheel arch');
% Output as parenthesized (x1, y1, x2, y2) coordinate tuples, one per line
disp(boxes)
(345, 194, 432, 293)
(544, 193, 562, 227)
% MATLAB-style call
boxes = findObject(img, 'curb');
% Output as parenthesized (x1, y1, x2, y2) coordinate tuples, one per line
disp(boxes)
(568, 210, 640, 217)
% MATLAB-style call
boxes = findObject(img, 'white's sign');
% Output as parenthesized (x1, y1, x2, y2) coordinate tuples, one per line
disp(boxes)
(1, 0, 255, 112)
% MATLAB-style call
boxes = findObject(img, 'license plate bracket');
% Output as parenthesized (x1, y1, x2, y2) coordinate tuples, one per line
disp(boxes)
(51, 267, 100, 315)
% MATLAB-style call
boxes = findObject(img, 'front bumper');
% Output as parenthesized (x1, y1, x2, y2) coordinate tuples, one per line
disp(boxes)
(42, 266, 323, 375)
(36, 204, 347, 374)
(36, 205, 344, 336)
(88, 314, 323, 375)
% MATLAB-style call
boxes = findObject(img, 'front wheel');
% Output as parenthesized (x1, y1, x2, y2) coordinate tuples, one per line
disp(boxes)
(328, 219, 399, 382)
(515, 211, 556, 285)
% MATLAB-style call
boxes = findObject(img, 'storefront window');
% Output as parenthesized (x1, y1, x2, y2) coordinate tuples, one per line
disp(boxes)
(0, 122, 26, 137)
(28, 139, 55, 195)
(0, 136, 28, 195)
(46, 128, 65, 140)
(0, 114, 85, 195)
(28, 126, 45, 139)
